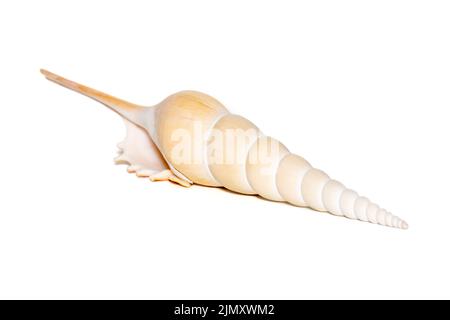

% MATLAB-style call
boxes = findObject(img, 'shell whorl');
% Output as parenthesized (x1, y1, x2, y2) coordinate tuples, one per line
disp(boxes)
(207, 114, 408, 229)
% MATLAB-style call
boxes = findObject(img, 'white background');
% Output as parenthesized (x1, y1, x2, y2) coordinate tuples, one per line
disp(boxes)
(0, 0, 449, 299)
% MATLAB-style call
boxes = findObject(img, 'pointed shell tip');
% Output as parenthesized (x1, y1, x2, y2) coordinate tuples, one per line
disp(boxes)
(40, 68, 50, 77)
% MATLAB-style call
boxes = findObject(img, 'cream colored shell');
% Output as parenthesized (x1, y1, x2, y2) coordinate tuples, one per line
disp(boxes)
(41, 69, 409, 230)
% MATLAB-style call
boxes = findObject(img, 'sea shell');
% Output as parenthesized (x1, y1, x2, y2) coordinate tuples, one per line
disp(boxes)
(41, 69, 408, 229)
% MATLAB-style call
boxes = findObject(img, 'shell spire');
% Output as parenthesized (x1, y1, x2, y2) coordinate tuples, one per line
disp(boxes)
(275, 154, 408, 229)
(206, 119, 409, 229)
